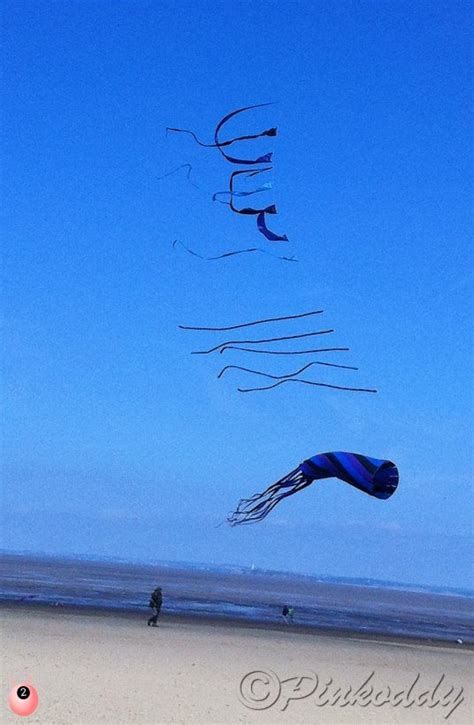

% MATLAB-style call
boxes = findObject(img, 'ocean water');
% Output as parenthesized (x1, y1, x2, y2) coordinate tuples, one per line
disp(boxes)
(1, 552, 473, 643)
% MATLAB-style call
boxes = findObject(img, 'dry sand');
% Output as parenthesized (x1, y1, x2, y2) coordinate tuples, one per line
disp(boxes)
(1, 606, 472, 724)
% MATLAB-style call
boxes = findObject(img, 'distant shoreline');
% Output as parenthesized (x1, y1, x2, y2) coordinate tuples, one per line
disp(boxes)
(2, 552, 473, 644)
(2, 549, 472, 598)
(1, 601, 472, 650)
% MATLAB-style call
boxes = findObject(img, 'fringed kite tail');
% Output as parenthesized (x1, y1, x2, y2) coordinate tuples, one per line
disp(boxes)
(227, 467, 315, 526)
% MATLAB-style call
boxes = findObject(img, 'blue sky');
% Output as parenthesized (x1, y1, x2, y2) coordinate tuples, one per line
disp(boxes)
(2, 0, 472, 588)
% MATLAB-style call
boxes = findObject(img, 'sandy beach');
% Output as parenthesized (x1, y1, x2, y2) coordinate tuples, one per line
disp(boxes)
(1, 606, 472, 724)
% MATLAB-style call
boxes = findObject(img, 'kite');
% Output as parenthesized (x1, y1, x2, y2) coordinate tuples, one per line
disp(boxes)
(228, 452, 399, 525)
(180, 310, 377, 394)
(167, 103, 288, 243)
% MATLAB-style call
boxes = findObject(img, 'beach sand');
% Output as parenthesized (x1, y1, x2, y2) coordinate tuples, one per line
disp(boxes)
(1, 606, 472, 723)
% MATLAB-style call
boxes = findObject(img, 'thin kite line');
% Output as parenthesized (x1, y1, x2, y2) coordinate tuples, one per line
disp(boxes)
(165, 126, 275, 149)
(172, 239, 297, 263)
(217, 361, 358, 380)
(191, 330, 335, 355)
(157, 164, 200, 189)
(219, 346, 350, 355)
(238, 379, 377, 394)
(180, 309, 324, 332)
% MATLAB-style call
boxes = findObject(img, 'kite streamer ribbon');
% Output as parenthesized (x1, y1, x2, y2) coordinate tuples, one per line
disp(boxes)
(179, 310, 324, 331)
(219, 346, 350, 355)
(237, 378, 376, 393)
(214, 103, 276, 165)
(224, 168, 288, 241)
(156, 163, 200, 189)
(166, 104, 276, 163)
(191, 329, 335, 355)
(172, 239, 296, 262)
(257, 212, 289, 242)
(212, 182, 273, 202)
(218, 361, 358, 379)
(228, 169, 276, 215)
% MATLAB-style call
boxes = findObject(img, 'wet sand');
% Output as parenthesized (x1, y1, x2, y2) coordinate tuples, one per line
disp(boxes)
(2, 553, 472, 642)
(1, 606, 472, 723)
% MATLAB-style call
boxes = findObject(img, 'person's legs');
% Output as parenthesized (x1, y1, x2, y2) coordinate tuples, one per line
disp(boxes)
(147, 607, 159, 626)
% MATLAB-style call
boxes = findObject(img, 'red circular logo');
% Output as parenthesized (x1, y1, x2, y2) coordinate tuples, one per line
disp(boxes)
(8, 682, 39, 717)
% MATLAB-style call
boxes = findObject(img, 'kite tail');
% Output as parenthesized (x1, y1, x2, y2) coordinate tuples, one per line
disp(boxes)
(227, 466, 314, 525)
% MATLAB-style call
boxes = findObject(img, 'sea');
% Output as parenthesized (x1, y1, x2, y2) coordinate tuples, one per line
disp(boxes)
(1, 551, 473, 644)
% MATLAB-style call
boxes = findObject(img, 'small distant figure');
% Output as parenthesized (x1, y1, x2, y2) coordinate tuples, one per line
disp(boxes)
(147, 586, 163, 627)
(281, 605, 294, 624)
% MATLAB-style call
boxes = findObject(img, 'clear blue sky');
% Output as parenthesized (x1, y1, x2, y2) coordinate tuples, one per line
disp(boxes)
(2, 0, 472, 588)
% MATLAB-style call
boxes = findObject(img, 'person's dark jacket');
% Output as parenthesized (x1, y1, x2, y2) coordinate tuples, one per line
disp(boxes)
(149, 589, 162, 609)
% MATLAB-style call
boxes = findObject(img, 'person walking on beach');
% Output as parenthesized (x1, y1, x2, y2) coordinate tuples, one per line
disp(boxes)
(281, 605, 294, 624)
(147, 587, 163, 627)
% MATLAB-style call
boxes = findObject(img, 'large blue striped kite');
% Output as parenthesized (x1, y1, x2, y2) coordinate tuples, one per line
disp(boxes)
(228, 452, 399, 525)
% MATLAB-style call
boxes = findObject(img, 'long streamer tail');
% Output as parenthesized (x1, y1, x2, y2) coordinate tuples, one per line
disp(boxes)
(227, 467, 313, 525)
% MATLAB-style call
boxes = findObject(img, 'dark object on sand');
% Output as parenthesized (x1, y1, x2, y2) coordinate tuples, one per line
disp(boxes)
(147, 587, 163, 627)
